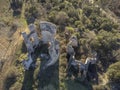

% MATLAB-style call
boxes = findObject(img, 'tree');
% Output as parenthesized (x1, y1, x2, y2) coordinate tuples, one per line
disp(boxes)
(10, 0, 23, 16)
(24, 5, 39, 24)
(107, 61, 120, 83)
(48, 11, 57, 22)
(55, 11, 69, 25)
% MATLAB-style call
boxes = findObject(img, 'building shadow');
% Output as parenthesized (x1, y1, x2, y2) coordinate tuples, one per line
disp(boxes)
(21, 43, 59, 90)
(86, 63, 98, 85)
(64, 79, 93, 90)
(21, 43, 41, 90)
(64, 64, 97, 90)
(21, 69, 35, 90)
(38, 44, 59, 90)
(38, 60, 59, 90)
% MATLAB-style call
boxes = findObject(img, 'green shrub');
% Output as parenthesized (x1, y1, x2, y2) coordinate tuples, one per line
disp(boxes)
(83, 6, 93, 17)
(55, 11, 69, 25)
(65, 26, 74, 33)
(48, 11, 57, 22)
(75, 21, 82, 27)
(24, 5, 40, 23)
(100, 21, 113, 31)
(107, 61, 120, 83)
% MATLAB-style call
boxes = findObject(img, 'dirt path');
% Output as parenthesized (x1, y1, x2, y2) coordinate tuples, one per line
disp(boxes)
(0, 1, 29, 89)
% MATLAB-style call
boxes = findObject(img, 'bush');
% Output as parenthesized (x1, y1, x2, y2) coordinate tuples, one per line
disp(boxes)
(107, 61, 120, 83)
(83, 6, 93, 17)
(48, 11, 57, 22)
(55, 11, 69, 25)
(100, 20, 113, 31)
(67, 8, 79, 19)
(10, 0, 23, 16)
(75, 21, 82, 27)
(93, 85, 109, 90)
(59, 1, 73, 11)
(24, 5, 40, 24)
(65, 26, 74, 33)
(97, 30, 119, 50)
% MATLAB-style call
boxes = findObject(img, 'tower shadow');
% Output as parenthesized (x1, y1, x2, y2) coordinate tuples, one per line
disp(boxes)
(21, 42, 59, 90)
(21, 69, 35, 90)
(64, 64, 93, 90)
(38, 60, 59, 90)
(38, 44, 59, 90)
(21, 43, 41, 90)
(64, 79, 93, 90)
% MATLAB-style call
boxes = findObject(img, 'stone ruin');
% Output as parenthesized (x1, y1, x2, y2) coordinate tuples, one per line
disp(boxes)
(39, 40, 60, 70)
(66, 35, 98, 81)
(40, 21, 56, 44)
(40, 21, 60, 69)
(21, 21, 98, 81)
(21, 24, 39, 54)
(21, 24, 40, 70)
(21, 21, 59, 70)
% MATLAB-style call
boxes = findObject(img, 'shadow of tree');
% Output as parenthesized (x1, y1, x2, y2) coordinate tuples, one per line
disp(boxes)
(3, 74, 17, 90)
(10, 0, 23, 17)
(97, 47, 119, 72)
